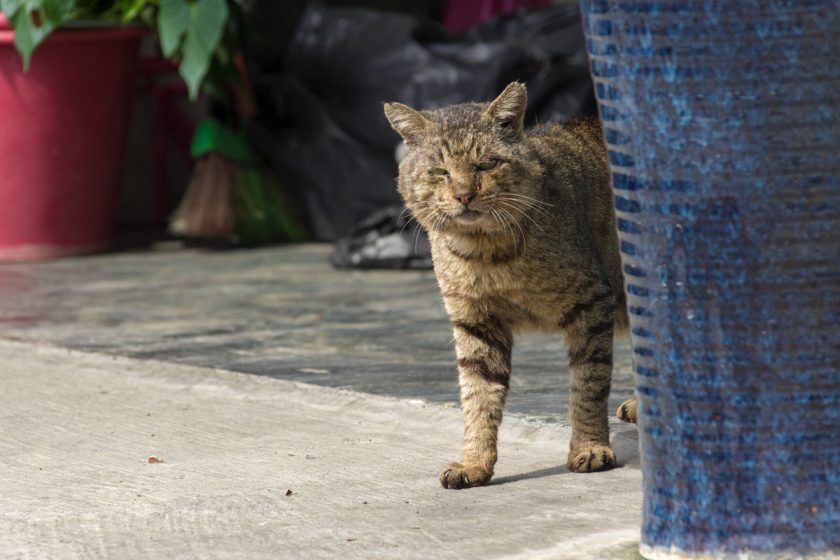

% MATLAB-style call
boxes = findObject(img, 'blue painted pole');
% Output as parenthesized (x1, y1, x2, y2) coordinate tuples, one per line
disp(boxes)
(579, 1, 840, 558)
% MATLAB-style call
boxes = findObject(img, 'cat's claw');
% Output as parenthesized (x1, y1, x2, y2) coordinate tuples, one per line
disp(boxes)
(439, 462, 492, 489)
(617, 398, 637, 423)
(567, 444, 617, 473)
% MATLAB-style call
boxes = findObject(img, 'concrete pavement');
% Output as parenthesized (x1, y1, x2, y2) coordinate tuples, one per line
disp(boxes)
(0, 339, 643, 559)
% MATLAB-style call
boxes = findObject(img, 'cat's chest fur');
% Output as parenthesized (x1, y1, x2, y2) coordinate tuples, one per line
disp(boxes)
(429, 234, 595, 331)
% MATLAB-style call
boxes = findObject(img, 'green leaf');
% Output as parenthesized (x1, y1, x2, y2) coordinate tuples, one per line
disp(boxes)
(0, 0, 75, 69)
(10, 5, 57, 70)
(179, 0, 228, 100)
(40, 0, 73, 27)
(157, 0, 188, 57)
(120, 0, 148, 22)
(0, 0, 25, 16)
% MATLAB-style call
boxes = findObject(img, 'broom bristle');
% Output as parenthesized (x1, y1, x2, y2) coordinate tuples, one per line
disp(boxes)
(169, 153, 238, 240)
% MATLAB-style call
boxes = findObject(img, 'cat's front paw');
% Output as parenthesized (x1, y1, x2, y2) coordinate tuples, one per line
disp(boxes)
(439, 462, 492, 489)
(617, 398, 637, 423)
(567, 444, 616, 473)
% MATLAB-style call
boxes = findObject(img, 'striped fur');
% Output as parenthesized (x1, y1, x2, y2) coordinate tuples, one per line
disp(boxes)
(385, 83, 630, 489)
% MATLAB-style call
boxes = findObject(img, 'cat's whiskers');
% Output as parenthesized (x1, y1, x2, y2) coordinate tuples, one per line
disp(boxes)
(413, 222, 425, 254)
(398, 206, 425, 235)
(426, 214, 448, 253)
(497, 206, 526, 254)
(438, 214, 449, 234)
(406, 208, 431, 253)
(496, 199, 545, 234)
(399, 215, 418, 236)
(499, 193, 553, 218)
(483, 194, 524, 254)
(412, 211, 447, 254)
(432, 211, 450, 232)
(490, 208, 517, 256)
(404, 207, 433, 235)
(503, 210, 522, 256)
(498, 195, 554, 223)
(503, 192, 555, 208)
(434, 214, 452, 250)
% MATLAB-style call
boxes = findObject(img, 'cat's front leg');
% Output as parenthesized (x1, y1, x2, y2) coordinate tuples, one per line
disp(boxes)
(440, 313, 513, 489)
(562, 291, 618, 473)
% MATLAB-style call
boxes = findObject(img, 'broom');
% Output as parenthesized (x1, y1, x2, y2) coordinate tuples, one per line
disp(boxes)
(168, 148, 237, 242)
(168, 55, 308, 245)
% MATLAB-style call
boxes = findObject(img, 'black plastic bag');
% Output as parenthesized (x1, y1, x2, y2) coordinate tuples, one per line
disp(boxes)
(331, 206, 433, 270)
(250, 3, 595, 241)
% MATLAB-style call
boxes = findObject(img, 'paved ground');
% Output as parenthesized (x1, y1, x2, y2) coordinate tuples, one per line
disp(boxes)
(0, 244, 635, 423)
(0, 244, 643, 559)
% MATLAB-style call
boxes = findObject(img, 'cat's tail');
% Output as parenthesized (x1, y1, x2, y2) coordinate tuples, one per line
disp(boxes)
(614, 288, 630, 336)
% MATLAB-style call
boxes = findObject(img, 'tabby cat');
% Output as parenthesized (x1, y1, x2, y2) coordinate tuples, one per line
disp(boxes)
(384, 82, 636, 489)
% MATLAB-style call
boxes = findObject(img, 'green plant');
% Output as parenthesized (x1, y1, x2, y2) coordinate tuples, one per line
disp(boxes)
(0, 0, 242, 99)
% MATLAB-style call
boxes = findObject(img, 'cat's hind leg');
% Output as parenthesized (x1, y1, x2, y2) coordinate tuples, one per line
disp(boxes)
(441, 314, 513, 489)
(561, 288, 618, 473)
(617, 398, 637, 423)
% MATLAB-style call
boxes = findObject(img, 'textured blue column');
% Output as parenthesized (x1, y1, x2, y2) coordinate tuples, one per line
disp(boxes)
(578, 1, 840, 558)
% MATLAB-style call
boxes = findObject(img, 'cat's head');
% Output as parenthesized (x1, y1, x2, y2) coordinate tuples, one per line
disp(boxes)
(384, 82, 541, 236)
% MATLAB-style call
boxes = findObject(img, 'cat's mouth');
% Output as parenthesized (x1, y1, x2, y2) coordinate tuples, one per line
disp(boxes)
(454, 208, 483, 222)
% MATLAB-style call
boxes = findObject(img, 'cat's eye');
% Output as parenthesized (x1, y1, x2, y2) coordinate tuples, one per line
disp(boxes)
(476, 159, 500, 171)
(429, 167, 449, 176)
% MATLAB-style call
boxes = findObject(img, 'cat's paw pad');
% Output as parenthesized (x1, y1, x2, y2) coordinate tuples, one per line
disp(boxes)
(567, 445, 617, 473)
(439, 462, 492, 489)
(617, 398, 637, 424)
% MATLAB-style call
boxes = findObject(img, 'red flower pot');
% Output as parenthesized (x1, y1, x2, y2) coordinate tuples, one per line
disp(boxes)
(0, 15, 142, 260)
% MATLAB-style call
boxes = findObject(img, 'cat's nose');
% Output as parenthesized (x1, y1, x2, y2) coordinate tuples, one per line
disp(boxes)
(454, 191, 475, 206)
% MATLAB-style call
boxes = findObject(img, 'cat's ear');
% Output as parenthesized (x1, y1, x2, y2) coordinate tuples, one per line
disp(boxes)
(384, 102, 430, 144)
(484, 82, 527, 140)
